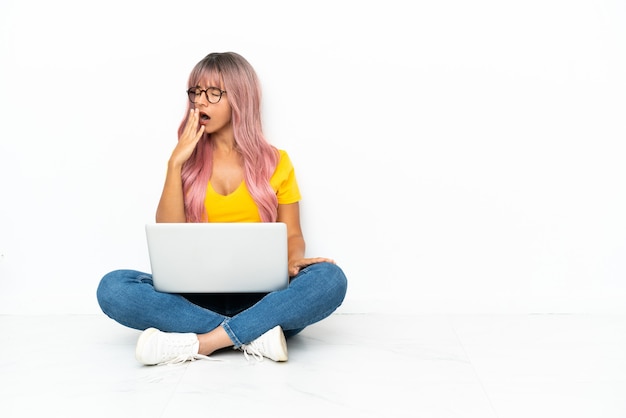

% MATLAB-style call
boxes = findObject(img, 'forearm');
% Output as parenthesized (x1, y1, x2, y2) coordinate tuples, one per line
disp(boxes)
(155, 161, 187, 223)
(287, 235, 306, 264)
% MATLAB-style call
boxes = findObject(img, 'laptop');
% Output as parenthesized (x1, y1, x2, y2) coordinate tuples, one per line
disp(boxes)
(145, 222, 289, 293)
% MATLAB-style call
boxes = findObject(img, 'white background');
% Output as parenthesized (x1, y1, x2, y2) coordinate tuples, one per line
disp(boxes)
(1, 0, 625, 315)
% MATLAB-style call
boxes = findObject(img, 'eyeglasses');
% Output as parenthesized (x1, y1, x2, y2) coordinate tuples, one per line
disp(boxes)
(187, 87, 227, 104)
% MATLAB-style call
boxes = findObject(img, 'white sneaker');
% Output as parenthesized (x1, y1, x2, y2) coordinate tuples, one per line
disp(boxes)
(240, 325, 288, 362)
(135, 328, 208, 365)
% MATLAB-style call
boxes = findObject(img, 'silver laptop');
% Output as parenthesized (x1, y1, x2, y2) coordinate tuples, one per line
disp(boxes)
(145, 222, 289, 293)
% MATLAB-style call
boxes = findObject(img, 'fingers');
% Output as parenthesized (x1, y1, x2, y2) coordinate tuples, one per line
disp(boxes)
(288, 257, 336, 276)
(170, 109, 205, 166)
(182, 109, 202, 140)
(306, 257, 336, 265)
(193, 123, 205, 142)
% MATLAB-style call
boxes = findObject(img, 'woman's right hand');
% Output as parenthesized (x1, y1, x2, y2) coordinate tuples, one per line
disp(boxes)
(169, 108, 205, 167)
(156, 109, 204, 222)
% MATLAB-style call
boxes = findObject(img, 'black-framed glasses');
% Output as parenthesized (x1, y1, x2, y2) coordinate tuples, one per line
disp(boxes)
(187, 87, 227, 104)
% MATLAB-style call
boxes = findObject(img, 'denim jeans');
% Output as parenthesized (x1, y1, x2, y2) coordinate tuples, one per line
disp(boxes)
(96, 262, 347, 347)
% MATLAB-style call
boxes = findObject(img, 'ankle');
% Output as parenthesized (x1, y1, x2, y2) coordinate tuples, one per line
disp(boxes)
(198, 330, 234, 355)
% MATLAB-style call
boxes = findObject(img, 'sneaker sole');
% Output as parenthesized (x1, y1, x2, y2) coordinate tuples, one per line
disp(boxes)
(135, 327, 159, 365)
(272, 326, 288, 362)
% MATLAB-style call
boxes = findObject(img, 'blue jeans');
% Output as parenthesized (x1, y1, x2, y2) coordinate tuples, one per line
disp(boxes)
(96, 262, 347, 347)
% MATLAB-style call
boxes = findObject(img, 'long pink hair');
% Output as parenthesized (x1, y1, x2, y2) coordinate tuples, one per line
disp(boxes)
(178, 52, 279, 223)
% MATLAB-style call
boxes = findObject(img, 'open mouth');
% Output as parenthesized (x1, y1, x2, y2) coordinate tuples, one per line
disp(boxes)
(199, 112, 210, 122)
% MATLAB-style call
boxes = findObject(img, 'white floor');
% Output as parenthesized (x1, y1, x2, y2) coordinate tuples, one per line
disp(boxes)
(1, 313, 625, 418)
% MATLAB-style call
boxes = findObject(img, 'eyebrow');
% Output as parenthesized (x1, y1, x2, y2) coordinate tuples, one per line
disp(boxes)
(192, 85, 222, 90)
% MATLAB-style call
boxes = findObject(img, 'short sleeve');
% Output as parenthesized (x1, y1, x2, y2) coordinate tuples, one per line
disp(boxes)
(271, 150, 301, 204)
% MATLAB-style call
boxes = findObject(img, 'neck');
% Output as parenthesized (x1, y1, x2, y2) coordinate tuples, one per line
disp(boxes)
(211, 133, 238, 154)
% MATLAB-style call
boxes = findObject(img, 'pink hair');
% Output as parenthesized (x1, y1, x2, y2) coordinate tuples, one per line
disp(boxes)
(177, 52, 279, 223)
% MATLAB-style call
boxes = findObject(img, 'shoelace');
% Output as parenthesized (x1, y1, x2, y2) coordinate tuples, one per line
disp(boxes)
(240, 342, 265, 362)
(157, 352, 216, 366)
(154, 334, 221, 366)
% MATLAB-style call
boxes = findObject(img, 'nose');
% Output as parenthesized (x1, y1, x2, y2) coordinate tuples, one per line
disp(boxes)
(195, 91, 210, 106)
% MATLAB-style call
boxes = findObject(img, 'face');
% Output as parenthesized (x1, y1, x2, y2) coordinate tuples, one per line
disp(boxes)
(189, 80, 232, 135)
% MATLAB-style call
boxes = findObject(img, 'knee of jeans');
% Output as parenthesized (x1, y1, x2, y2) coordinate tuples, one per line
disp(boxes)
(317, 262, 348, 300)
(96, 272, 113, 309)
(96, 270, 127, 311)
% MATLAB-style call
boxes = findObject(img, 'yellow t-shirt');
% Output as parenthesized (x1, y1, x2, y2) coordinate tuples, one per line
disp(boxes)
(204, 149, 301, 222)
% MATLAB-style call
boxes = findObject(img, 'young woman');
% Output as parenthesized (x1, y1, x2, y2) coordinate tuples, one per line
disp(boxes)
(96, 52, 347, 365)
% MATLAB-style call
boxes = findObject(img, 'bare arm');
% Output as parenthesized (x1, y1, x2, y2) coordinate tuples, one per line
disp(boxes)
(277, 202, 335, 277)
(155, 162, 187, 222)
(155, 109, 205, 223)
